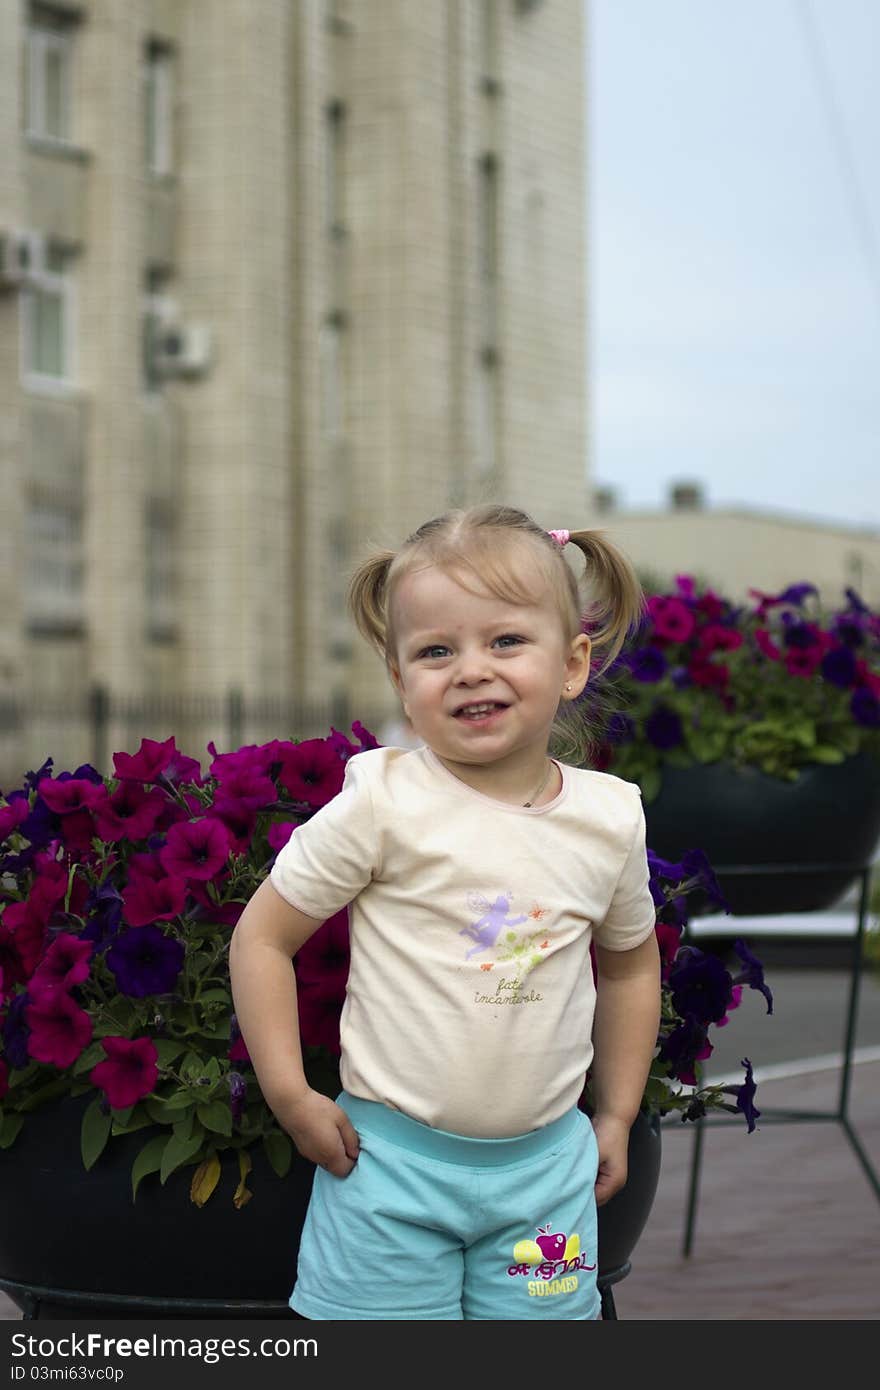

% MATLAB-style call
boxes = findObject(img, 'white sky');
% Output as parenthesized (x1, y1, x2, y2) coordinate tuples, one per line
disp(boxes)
(588, 0, 880, 530)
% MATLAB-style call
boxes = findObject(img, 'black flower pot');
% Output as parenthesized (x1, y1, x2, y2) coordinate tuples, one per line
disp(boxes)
(0, 1096, 312, 1319)
(596, 1109, 662, 1275)
(643, 754, 880, 916)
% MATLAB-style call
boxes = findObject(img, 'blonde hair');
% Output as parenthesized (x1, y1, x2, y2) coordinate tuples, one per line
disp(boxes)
(348, 504, 643, 764)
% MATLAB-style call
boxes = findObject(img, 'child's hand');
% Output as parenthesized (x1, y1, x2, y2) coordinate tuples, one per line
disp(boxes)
(590, 1113, 631, 1206)
(278, 1089, 361, 1178)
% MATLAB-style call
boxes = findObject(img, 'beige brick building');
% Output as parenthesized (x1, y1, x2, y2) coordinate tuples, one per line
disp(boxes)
(0, 0, 589, 779)
(601, 489, 880, 608)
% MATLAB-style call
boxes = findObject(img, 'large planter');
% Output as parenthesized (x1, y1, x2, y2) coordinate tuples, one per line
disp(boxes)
(596, 1109, 662, 1275)
(643, 753, 880, 916)
(0, 1098, 662, 1319)
(0, 1096, 311, 1319)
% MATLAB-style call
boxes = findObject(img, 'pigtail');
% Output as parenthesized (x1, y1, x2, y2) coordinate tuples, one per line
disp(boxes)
(566, 529, 645, 671)
(347, 550, 397, 663)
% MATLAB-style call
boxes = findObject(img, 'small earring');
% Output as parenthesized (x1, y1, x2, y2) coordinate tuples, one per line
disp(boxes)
(565, 683, 572, 692)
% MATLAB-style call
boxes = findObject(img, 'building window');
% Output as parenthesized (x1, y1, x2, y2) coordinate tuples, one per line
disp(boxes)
(324, 100, 347, 237)
(319, 317, 344, 443)
(477, 0, 500, 92)
(26, 10, 75, 142)
(25, 492, 84, 633)
(477, 153, 499, 349)
(145, 498, 177, 641)
(141, 271, 175, 394)
(144, 41, 174, 177)
(21, 242, 74, 387)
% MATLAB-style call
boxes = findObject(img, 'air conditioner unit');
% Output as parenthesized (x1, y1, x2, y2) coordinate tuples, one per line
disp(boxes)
(152, 321, 213, 378)
(0, 229, 45, 290)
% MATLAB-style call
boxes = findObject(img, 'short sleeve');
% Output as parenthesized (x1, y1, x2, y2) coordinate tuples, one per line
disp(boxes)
(592, 802, 657, 951)
(269, 754, 379, 920)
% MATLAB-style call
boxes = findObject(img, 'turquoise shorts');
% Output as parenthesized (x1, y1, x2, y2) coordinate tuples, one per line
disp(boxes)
(290, 1093, 600, 1321)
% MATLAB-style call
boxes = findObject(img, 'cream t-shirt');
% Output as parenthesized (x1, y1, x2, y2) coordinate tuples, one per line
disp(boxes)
(270, 745, 656, 1138)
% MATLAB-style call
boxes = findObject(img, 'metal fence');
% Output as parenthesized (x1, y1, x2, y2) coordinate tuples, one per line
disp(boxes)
(0, 686, 388, 790)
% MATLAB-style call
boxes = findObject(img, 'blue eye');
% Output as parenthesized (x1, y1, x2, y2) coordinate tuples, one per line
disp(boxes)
(418, 645, 449, 660)
(494, 634, 524, 648)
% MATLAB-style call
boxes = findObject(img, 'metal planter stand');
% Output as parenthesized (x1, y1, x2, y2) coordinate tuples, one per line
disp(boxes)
(681, 860, 878, 1257)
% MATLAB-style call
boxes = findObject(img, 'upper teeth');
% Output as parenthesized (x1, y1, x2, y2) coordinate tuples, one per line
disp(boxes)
(460, 703, 497, 715)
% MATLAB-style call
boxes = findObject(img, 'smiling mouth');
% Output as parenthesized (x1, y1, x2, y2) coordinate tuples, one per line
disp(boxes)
(454, 702, 508, 721)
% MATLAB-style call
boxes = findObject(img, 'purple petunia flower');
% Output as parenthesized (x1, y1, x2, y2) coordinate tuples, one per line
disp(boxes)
(228, 1070, 247, 1127)
(81, 880, 125, 946)
(2, 992, 31, 1068)
(731, 938, 773, 1014)
(723, 1058, 761, 1133)
(628, 647, 668, 683)
(656, 1015, 713, 1084)
(645, 705, 684, 750)
(851, 688, 880, 728)
(821, 645, 857, 688)
(669, 946, 734, 1026)
(105, 924, 185, 998)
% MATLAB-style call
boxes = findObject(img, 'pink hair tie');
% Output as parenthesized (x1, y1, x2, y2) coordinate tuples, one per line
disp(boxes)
(548, 529, 570, 547)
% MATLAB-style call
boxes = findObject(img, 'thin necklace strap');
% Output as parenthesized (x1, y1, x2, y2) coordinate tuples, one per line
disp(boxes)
(523, 760, 553, 807)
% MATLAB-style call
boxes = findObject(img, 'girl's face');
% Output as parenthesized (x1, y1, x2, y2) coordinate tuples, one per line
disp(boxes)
(388, 562, 591, 787)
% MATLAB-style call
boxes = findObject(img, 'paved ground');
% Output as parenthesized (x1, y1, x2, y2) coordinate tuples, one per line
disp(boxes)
(4, 959, 879, 1322)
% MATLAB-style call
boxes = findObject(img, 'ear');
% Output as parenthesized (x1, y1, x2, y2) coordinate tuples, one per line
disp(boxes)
(562, 633, 591, 700)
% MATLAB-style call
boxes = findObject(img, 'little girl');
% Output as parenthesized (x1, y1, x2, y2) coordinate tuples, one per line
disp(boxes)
(230, 504, 661, 1321)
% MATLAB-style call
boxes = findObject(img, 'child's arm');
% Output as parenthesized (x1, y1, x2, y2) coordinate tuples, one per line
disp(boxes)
(590, 932, 661, 1205)
(229, 878, 360, 1177)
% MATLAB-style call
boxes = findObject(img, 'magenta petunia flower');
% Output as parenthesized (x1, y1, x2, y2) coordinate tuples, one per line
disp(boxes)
(92, 783, 168, 844)
(121, 874, 188, 927)
(36, 777, 104, 817)
(0, 795, 29, 842)
(209, 798, 258, 855)
(26, 989, 93, 1068)
(211, 765, 277, 812)
(754, 627, 781, 660)
(90, 1035, 158, 1109)
(2, 900, 48, 980)
(112, 737, 202, 788)
(30, 933, 93, 994)
(647, 596, 696, 645)
(784, 646, 822, 678)
(697, 624, 743, 654)
(267, 821, 295, 854)
(294, 910, 350, 1054)
(276, 739, 346, 807)
(158, 818, 233, 882)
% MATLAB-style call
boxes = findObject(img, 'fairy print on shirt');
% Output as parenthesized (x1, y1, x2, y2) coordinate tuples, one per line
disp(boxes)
(462, 892, 554, 1002)
(460, 891, 528, 959)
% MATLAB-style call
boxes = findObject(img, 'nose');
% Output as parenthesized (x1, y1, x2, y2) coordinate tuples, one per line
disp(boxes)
(452, 645, 493, 686)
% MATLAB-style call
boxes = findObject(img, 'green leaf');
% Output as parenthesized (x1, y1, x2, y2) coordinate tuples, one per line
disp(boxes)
(199, 989, 233, 1006)
(131, 1135, 169, 1201)
(153, 1040, 187, 1067)
(159, 1130, 204, 1185)
(263, 1130, 292, 1179)
(72, 1042, 106, 1076)
(0, 1113, 24, 1149)
(807, 745, 846, 764)
(639, 766, 662, 803)
(172, 1108, 196, 1143)
(197, 1101, 233, 1137)
(81, 1097, 113, 1171)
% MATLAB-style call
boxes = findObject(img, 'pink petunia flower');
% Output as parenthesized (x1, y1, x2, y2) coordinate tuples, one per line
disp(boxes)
(121, 874, 188, 927)
(754, 628, 781, 660)
(0, 795, 29, 843)
(91, 783, 168, 844)
(1, 901, 48, 980)
(275, 739, 346, 808)
(697, 624, 743, 654)
(158, 818, 233, 882)
(785, 647, 823, 678)
(647, 596, 696, 645)
(112, 737, 201, 787)
(26, 990, 93, 1068)
(90, 1036, 159, 1109)
(267, 821, 295, 853)
(30, 933, 93, 994)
